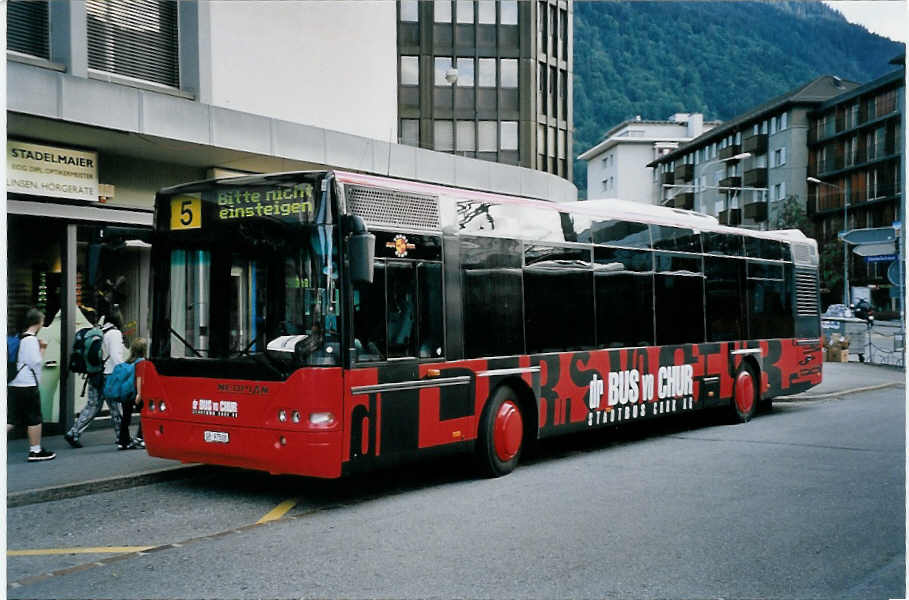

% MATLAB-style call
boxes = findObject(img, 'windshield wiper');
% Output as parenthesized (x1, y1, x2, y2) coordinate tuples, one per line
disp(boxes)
(229, 336, 259, 358)
(169, 327, 203, 357)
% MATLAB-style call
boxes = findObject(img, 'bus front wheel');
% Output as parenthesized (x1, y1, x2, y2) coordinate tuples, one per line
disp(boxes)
(731, 364, 759, 423)
(477, 386, 524, 477)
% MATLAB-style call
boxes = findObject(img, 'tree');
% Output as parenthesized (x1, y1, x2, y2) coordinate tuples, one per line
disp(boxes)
(769, 194, 811, 234)
(819, 241, 844, 302)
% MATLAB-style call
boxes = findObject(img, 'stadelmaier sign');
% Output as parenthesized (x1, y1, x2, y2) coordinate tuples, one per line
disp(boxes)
(7, 140, 99, 202)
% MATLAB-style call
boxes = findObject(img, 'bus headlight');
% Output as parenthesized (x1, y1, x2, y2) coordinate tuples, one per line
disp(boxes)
(278, 409, 287, 423)
(159, 400, 166, 412)
(309, 412, 336, 428)
(292, 410, 301, 424)
(148, 400, 156, 412)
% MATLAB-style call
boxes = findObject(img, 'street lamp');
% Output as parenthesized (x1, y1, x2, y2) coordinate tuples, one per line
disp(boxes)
(807, 176, 849, 304)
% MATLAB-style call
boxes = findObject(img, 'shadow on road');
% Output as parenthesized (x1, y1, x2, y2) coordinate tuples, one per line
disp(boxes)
(168, 402, 798, 509)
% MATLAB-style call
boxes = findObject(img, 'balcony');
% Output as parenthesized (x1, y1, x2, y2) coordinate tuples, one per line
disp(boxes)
(718, 175, 742, 189)
(718, 208, 742, 226)
(742, 133, 767, 155)
(675, 163, 694, 182)
(718, 144, 742, 160)
(671, 192, 694, 210)
(661, 171, 675, 185)
(744, 200, 767, 221)
(743, 167, 767, 188)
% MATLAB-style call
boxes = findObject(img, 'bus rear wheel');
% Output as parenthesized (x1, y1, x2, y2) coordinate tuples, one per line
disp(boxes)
(731, 364, 759, 423)
(477, 386, 524, 477)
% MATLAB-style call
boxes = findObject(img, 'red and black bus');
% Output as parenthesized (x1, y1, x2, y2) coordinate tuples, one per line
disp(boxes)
(141, 170, 822, 478)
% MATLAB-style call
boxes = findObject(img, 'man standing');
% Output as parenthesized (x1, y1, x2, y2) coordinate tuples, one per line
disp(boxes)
(7, 308, 56, 461)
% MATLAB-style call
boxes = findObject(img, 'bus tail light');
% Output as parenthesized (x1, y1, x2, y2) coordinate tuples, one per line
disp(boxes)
(309, 412, 336, 428)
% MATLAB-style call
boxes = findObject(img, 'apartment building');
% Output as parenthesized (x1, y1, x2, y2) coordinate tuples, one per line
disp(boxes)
(396, 0, 574, 179)
(577, 113, 720, 203)
(6, 1, 576, 433)
(806, 56, 905, 309)
(648, 76, 859, 228)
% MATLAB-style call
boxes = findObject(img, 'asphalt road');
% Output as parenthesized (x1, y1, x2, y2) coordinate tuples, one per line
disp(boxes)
(7, 388, 905, 599)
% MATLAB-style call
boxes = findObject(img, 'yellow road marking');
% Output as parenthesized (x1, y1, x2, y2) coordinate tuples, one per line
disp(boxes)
(256, 498, 298, 524)
(8, 546, 153, 556)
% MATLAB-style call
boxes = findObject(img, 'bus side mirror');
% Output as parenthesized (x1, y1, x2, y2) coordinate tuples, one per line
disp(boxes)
(345, 216, 375, 284)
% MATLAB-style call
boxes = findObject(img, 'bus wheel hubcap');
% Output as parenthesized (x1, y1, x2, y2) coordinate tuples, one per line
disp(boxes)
(493, 400, 523, 462)
(735, 371, 755, 415)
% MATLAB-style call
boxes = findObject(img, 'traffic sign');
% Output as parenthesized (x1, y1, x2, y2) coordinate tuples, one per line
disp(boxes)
(866, 254, 897, 263)
(838, 226, 897, 245)
(887, 261, 903, 286)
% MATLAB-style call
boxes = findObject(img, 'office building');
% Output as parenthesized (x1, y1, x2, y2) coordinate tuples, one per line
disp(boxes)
(396, 0, 573, 179)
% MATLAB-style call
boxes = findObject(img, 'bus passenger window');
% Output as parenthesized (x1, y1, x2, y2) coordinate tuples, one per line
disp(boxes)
(418, 262, 444, 358)
(353, 263, 387, 362)
(387, 262, 416, 358)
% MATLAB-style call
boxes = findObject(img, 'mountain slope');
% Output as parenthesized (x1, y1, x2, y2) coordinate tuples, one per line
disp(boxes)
(572, 1, 904, 194)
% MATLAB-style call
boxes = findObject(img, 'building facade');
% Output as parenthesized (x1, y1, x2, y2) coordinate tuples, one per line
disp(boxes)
(577, 113, 719, 203)
(396, 0, 573, 179)
(6, 0, 576, 434)
(806, 58, 905, 310)
(649, 76, 859, 228)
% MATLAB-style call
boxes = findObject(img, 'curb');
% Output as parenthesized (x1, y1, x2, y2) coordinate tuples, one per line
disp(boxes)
(775, 381, 904, 402)
(7, 464, 206, 508)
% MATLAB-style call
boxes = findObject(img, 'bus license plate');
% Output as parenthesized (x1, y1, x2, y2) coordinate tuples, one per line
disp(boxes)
(204, 430, 230, 444)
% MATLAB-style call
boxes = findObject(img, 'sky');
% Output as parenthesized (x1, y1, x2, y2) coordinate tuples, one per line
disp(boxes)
(823, 0, 909, 43)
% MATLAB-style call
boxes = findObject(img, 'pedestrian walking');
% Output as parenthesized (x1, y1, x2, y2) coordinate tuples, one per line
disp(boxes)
(7, 308, 56, 461)
(111, 337, 147, 450)
(63, 307, 128, 448)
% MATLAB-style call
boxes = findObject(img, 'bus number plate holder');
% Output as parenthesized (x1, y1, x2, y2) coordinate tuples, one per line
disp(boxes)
(204, 430, 230, 444)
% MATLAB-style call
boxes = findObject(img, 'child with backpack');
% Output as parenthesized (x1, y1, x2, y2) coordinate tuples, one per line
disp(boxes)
(7, 308, 56, 461)
(109, 337, 147, 450)
(63, 308, 127, 449)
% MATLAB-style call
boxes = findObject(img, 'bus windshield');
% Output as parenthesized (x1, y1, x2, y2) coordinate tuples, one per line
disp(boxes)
(153, 174, 340, 367)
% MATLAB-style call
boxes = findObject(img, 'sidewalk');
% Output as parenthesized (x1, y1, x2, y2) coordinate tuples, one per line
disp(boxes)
(6, 426, 202, 507)
(6, 362, 905, 506)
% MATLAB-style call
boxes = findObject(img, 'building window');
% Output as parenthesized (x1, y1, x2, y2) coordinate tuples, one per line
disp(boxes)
(400, 0, 419, 22)
(434, 57, 453, 86)
(8, 0, 49, 59)
(400, 56, 419, 86)
(456, 0, 474, 23)
(500, 0, 518, 25)
(478, 121, 497, 151)
(500, 121, 518, 151)
(560, 8, 568, 58)
(401, 119, 420, 146)
(558, 130, 566, 159)
(478, 0, 496, 23)
(770, 116, 777, 134)
(434, 0, 452, 22)
(86, 0, 179, 88)
(761, 120, 768, 134)
(434, 120, 454, 151)
(501, 59, 518, 88)
(780, 111, 788, 130)
(478, 58, 496, 87)
(456, 121, 476, 151)
(456, 57, 475, 87)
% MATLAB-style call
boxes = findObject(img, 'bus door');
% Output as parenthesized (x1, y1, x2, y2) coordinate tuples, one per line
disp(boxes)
(347, 248, 473, 465)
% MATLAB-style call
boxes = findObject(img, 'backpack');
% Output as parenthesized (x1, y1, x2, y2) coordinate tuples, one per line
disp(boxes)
(69, 326, 105, 375)
(103, 358, 142, 403)
(7, 333, 32, 383)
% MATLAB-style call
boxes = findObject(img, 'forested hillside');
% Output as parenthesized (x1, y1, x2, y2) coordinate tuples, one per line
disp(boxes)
(573, 1, 904, 194)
